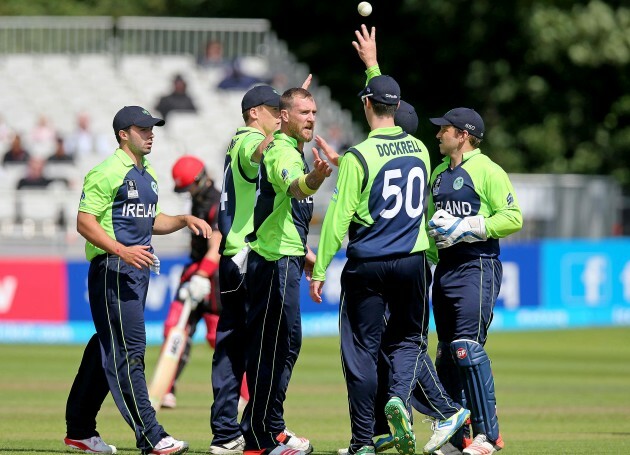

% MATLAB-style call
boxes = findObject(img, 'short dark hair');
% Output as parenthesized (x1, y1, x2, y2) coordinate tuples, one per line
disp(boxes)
(371, 102, 397, 118)
(280, 87, 313, 111)
(114, 127, 130, 145)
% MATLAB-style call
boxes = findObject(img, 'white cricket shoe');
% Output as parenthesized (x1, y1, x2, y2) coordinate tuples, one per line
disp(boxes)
(209, 435, 246, 455)
(64, 436, 117, 454)
(422, 408, 470, 454)
(462, 434, 504, 455)
(149, 436, 189, 455)
(276, 429, 313, 454)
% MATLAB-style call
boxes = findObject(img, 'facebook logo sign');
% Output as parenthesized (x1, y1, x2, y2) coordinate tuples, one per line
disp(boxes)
(543, 240, 630, 308)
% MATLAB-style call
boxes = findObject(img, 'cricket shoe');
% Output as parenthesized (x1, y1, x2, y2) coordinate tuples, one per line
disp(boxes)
(210, 435, 246, 455)
(385, 397, 415, 455)
(422, 408, 471, 454)
(64, 436, 117, 454)
(351, 447, 376, 455)
(462, 434, 504, 455)
(276, 429, 313, 454)
(337, 434, 395, 455)
(147, 436, 189, 455)
(161, 392, 177, 409)
(244, 444, 306, 455)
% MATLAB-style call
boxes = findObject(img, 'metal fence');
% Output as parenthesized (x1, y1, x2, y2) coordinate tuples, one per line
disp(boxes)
(0, 16, 272, 58)
(508, 173, 621, 241)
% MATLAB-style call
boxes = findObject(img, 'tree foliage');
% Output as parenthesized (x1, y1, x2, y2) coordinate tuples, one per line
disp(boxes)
(1, 0, 629, 184)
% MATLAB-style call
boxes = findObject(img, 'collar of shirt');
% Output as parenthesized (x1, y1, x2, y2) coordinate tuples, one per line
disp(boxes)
(114, 148, 150, 169)
(367, 126, 403, 138)
(442, 147, 481, 165)
(273, 131, 300, 151)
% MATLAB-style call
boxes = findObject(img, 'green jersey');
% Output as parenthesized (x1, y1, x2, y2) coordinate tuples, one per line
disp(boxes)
(427, 149, 522, 263)
(247, 132, 313, 261)
(78, 148, 161, 261)
(218, 126, 265, 256)
(313, 126, 431, 281)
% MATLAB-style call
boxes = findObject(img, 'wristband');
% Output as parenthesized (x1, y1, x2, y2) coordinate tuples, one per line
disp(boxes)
(199, 257, 218, 276)
(365, 64, 380, 81)
(298, 175, 317, 196)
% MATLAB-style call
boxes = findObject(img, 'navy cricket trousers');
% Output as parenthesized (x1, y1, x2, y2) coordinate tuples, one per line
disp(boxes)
(429, 256, 502, 411)
(242, 251, 303, 450)
(66, 254, 167, 452)
(341, 252, 459, 452)
(211, 255, 249, 444)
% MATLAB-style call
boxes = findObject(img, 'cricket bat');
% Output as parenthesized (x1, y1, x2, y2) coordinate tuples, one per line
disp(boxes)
(148, 291, 193, 411)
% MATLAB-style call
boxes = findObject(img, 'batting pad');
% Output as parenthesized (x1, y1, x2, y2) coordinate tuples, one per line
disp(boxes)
(451, 339, 499, 441)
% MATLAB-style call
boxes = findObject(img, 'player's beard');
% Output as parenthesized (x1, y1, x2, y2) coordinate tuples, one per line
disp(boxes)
(288, 120, 314, 144)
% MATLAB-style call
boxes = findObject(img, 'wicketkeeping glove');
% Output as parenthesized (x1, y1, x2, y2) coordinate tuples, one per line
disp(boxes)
(428, 209, 487, 249)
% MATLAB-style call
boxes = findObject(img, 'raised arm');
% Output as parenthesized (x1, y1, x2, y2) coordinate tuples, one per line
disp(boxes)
(352, 24, 378, 69)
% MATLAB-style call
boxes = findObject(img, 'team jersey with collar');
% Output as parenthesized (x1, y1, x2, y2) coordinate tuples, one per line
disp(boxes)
(427, 148, 522, 263)
(218, 126, 265, 256)
(247, 131, 313, 261)
(78, 148, 161, 261)
(313, 126, 431, 281)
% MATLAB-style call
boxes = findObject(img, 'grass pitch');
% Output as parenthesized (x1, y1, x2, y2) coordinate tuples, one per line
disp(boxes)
(1, 327, 629, 454)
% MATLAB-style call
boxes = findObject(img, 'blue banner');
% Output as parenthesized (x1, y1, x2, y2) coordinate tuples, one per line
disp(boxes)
(3, 240, 630, 344)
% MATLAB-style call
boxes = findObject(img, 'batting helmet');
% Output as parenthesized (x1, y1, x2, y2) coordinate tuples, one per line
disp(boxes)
(172, 155, 206, 192)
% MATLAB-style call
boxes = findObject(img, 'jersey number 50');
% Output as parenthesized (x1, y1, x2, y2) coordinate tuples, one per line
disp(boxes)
(379, 167, 426, 219)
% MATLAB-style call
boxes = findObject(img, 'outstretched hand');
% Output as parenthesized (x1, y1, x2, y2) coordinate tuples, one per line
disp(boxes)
(311, 148, 333, 178)
(315, 135, 340, 167)
(352, 24, 377, 68)
(186, 215, 212, 238)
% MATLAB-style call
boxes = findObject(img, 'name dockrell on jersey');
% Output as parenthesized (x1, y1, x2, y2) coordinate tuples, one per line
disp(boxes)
(121, 203, 157, 218)
(376, 140, 422, 157)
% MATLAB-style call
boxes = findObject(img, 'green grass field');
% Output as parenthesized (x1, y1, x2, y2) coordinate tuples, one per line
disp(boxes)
(1, 327, 630, 454)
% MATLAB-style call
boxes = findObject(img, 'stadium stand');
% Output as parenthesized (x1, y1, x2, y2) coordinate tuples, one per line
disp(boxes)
(0, 16, 621, 256)
(0, 16, 360, 255)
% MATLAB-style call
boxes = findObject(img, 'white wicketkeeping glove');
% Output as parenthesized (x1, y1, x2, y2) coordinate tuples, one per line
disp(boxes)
(428, 209, 487, 249)
(150, 254, 160, 275)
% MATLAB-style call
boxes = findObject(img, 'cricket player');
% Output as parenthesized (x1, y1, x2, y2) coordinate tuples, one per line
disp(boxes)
(241, 87, 332, 455)
(64, 105, 211, 455)
(310, 75, 470, 455)
(426, 107, 523, 455)
(156, 155, 227, 410)
(210, 84, 313, 455)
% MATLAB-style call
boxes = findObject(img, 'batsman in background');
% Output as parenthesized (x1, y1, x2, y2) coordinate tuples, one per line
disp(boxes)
(149, 155, 249, 411)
